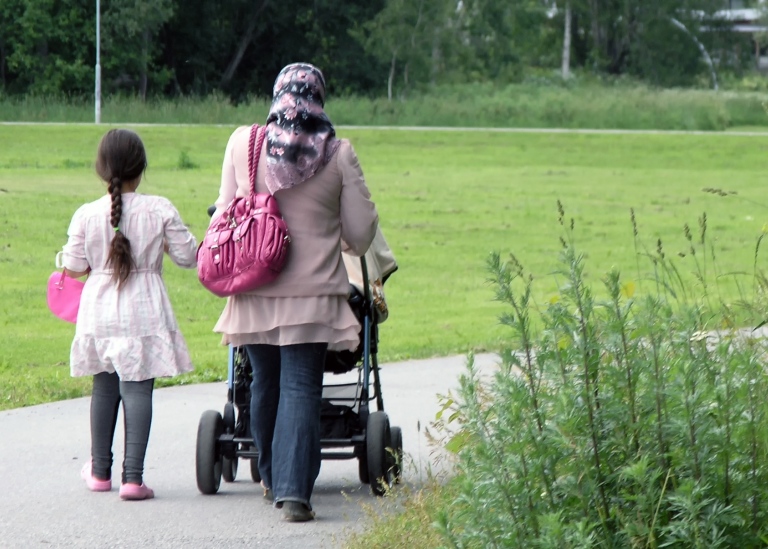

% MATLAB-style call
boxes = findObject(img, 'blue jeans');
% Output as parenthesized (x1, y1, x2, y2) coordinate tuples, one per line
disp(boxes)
(245, 343, 327, 508)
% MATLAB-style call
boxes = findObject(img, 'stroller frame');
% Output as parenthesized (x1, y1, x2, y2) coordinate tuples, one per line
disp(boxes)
(195, 256, 402, 496)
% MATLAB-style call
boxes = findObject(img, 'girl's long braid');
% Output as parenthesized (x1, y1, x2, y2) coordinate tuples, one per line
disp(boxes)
(108, 176, 123, 227)
(106, 176, 134, 287)
(97, 129, 146, 289)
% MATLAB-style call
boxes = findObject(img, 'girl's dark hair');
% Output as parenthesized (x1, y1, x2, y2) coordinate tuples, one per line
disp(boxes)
(95, 129, 147, 288)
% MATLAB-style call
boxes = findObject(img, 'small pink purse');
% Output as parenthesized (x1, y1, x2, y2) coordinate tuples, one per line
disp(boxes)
(47, 253, 85, 323)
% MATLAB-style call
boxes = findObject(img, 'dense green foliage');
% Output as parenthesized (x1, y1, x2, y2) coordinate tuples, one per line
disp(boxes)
(0, 0, 760, 101)
(432, 210, 768, 547)
(351, 209, 768, 548)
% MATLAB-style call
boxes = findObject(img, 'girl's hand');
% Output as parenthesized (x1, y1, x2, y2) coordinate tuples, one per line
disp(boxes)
(64, 267, 90, 278)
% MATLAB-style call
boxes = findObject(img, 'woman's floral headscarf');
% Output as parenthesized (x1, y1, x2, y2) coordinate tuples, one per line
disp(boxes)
(264, 63, 341, 193)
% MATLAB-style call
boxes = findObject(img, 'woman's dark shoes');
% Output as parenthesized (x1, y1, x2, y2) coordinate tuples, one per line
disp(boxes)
(281, 501, 315, 522)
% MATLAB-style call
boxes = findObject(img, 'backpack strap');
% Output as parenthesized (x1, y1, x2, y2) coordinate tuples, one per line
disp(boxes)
(247, 124, 267, 195)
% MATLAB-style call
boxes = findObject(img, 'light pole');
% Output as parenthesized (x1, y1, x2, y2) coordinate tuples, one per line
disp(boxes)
(95, 0, 101, 124)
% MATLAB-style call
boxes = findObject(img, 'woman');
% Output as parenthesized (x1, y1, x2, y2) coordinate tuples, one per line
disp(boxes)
(211, 63, 378, 522)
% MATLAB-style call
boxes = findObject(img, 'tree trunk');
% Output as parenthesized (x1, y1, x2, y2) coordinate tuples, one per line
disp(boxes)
(431, 29, 440, 86)
(403, 62, 409, 98)
(589, 0, 601, 66)
(562, 0, 572, 79)
(140, 28, 149, 101)
(220, 0, 271, 88)
(387, 53, 396, 102)
(405, 0, 423, 96)
(0, 41, 5, 89)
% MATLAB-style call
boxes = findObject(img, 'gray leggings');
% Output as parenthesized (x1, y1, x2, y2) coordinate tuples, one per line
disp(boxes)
(90, 372, 154, 485)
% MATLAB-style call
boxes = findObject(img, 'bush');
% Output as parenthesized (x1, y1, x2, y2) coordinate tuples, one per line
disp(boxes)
(436, 204, 768, 548)
(176, 150, 198, 170)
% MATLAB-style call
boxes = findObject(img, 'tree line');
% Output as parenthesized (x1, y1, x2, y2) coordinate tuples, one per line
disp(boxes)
(0, 0, 756, 101)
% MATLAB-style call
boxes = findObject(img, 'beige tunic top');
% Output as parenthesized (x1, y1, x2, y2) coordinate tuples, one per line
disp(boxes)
(212, 126, 378, 350)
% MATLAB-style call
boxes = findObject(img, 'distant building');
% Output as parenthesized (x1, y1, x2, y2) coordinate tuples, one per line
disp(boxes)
(704, 1, 768, 70)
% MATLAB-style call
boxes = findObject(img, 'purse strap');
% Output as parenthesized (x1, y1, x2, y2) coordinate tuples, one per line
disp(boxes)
(247, 124, 267, 196)
(54, 252, 68, 287)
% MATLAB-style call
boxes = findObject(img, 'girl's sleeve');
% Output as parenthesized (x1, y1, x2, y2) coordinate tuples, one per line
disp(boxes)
(163, 200, 198, 269)
(339, 141, 379, 257)
(213, 127, 247, 218)
(61, 206, 90, 272)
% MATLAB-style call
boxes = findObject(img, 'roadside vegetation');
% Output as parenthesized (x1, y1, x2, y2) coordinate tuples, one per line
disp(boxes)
(346, 201, 768, 548)
(3, 78, 768, 131)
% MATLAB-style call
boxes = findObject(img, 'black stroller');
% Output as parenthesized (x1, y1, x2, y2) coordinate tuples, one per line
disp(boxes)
(195, 254, 402, 497)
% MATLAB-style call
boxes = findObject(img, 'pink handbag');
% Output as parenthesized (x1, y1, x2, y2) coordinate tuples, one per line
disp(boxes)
(47, 270, 84, 323)
(197, 124, 290, 298)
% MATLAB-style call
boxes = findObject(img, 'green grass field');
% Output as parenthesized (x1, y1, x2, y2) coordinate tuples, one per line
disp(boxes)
(2, 124, 768, 409)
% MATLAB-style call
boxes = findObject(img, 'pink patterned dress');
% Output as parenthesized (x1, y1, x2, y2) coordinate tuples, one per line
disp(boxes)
(61, 193, 198, 381)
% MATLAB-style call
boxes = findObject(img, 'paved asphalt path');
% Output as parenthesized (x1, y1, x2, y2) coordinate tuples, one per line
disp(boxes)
(0, 353, 498, 549)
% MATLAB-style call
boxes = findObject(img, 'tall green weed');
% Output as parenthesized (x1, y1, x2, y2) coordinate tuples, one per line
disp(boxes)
(437, 203, 768, 548)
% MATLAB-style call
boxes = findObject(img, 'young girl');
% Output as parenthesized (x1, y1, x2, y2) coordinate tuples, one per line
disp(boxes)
(60, 129, 197, 500)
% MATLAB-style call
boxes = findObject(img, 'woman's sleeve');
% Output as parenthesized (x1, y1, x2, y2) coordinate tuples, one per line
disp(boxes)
(163, 200, 198, 269)
(61, 206, 90, 272)
(339, 142, 379, 257)
(212, 128, 245, 218)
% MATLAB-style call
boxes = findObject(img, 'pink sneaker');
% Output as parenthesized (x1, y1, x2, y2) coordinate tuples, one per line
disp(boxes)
(81, 461, 111, 492)
(119, 483, 154, 501)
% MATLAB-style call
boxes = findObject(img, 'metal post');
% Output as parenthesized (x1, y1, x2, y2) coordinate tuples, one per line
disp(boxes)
(95, 0, 101, 124)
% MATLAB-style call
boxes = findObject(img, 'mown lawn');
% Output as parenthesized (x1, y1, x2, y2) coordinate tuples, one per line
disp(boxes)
(2, 124, 768, 409)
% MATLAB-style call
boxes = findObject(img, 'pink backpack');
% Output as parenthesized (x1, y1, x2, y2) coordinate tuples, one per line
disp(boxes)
(197, 125, 290, 297)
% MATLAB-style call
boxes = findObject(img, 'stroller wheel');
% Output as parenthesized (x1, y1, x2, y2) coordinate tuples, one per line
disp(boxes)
(223, 402, 236, 434)
(358, 450, 370, 484)
(390, 426, 403, 484)
(196, 410, 223, 494)
(249, 452, 262, 483)
(222, 455, 238, 483)
(366, 411, 393, 496)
